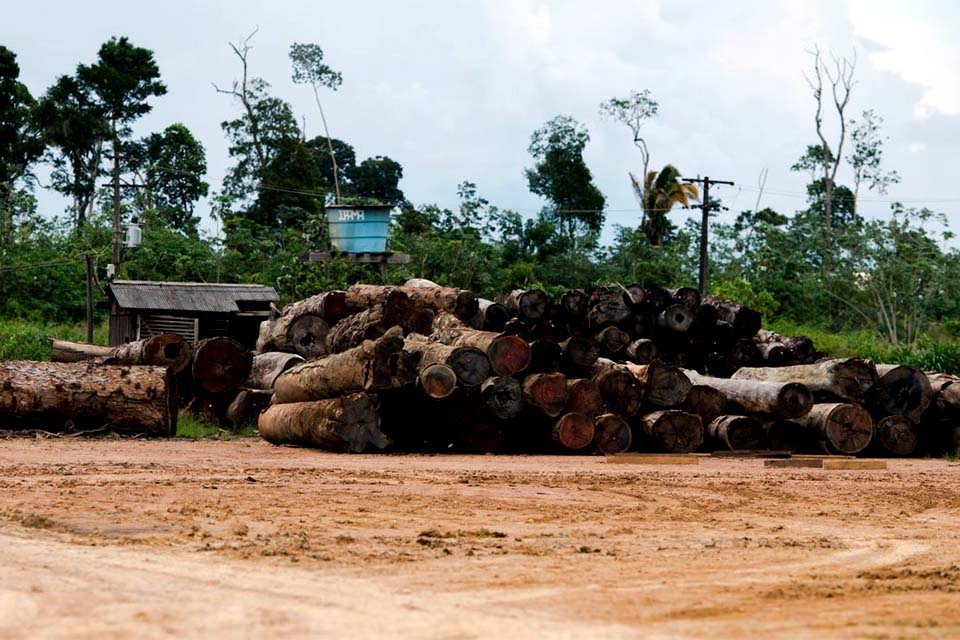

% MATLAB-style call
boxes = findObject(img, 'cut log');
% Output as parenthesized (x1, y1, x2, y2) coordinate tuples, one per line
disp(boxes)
(670, 287, 701, 312)
(274, 327, 416, 403)
(403, 334, 490, 386)
(432, 314, 531, 376)
(418, 363, 457, 399)
(501, 289, 550, 322)
(795, 402, 874, 454)
(705, 296, 762, 336)
(682, 385, 727, 424)
(868, 364, 932, 422)
(639, 410, 703, 453)
(245, 352, 305, 390)
(623, 283, 646, 307)
(256, 313, 330, 359)
(530, 321, 570, 344)
(325, 289, 413, 353)
(0, 360, 176, 436)
(349, 283, 479, 321)
(226, 389, 273, 428)
(51, 334, 192, 373)
(551, 413, 595, 450)
(707, 415, 765, 451)
(928, 373, 960, 413)
(690, 303, 719, 336)
(657, 304, 695, 333)
(597, 359, 690, 407)
(477, 299, 509, 332)
(731, 338, 760, 367)
(732, 358, 878, 402)
(753, 329, 793, 365)
(592, 368, 643, 417)
(521, 372, 568, 417)
(593, 414, 632, 454)
(560, 289, 589, 322)
(764, 419, 823, 454)
(258, 393, 388, 452)
(281, 290, 349, 324)
(620, 310, 656, 339)
(564, 378, 604, 417)
(875, 414, 919, 456)
(626, 338, 658, 364)
(528, 339, 562, 374)
(596, 326, 631, 354)
(408, 306, 436, 336)
(480, 376, 523, 419)
(192, 337, 253, 395)
(684, 371, 813, 419)
(561, 334, 600, 370)
(643, 286, 674, 312)
(588, 285, 632, 327)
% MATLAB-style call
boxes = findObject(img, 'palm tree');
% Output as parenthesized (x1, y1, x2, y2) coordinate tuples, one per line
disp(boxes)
(640, 165, 699, 246)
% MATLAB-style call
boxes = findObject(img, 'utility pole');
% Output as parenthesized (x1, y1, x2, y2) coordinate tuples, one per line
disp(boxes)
(683, 176, 734, 295)
(85, 253, 95, 343)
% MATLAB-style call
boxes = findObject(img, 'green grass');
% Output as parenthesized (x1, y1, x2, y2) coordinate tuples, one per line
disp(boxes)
(0, 318, 109, 361)
(767, 319, 960, 375)
(175, 411, 257, 439)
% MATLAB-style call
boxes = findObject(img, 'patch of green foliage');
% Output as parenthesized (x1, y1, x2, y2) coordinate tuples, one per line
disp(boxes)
(175, 411, 256, 439)
(0, 319, 108, 360)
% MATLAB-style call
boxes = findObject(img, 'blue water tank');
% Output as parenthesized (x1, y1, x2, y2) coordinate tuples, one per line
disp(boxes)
(326, 205, 392, 253)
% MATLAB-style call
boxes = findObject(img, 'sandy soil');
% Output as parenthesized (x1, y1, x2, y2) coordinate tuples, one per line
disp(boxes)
(0, 438, 958, 639)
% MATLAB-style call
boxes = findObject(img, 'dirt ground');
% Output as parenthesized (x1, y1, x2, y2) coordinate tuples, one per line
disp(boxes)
(0, 438, 958, 639)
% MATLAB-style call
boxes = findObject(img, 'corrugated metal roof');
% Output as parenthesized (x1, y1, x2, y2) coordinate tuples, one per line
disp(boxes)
(108, 280, 279, 313)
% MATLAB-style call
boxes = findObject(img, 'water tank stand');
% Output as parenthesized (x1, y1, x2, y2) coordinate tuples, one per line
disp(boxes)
(302, 251, 411, 280)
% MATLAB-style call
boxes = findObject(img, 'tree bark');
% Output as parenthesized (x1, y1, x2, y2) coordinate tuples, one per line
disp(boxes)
(639, 410, 703, 453)
(256, 314, 330, 359)
(432, 315, 531, 376)
(795, 402, 874, 454)
(731, 358, 878, 402)
(704, 296, 762, 336)
(684, 370, 813, 419)
(281, 290, 349, 324)
(0, 361, 176, 436)
(245, 352, 305, 390)
(591, 368, 643, 417)
(480, 376, 523, 419)
(625, 338, 658, 364)
(550, 412, 595, 450)
(682, 385, 727, 425)
(350, 283, 479, 321)
(928, 373, 960, 413)
(588, 285, 632, 327)
(670, 287, 701, 312)
(867, 364, 932, 422)
(593, 413, 632, 454)
(564, 378, 604, 417)
(226, 388, 273, 428)
(707, 415, 765, 451)
(521, 372, 568, 417)
(258, 393, 388, 452)
(274, 327, 415, 403)
(403, 334, 490, 387)
(325, 289, 413, 353)
(477, 298, 509, 332)
(51, 335, 192, 373)
(192, 337, 253, 395)
(501, 289, 550, 322)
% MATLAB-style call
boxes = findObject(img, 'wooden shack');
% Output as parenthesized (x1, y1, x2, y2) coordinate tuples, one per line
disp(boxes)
(106, 280, 278, 348)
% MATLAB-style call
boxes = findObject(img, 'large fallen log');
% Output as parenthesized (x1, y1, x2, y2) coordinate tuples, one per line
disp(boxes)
(348, 282, 479, 321)
(501, 289, 550, 322)
(638, 410, 703, 453)
(596, 326, 631, 354)
(705, 296, 761, 336)
(595, 359, 691, 407)
(731, 358, 878, 402)
(867, 364, 932, 422)
(593, 413, 632, 454)
(226, 389, 273, 428)
(326, 289, 414, 353)
(588, 285, 632, 327)
(564, 378, 604, 417)
(592, 368, 643, 417)
(273, 327, 416, 403)
(707, 415, 765, 451)
(192, 337, 253, 395)
(0, 360, 176, 436)
(417, 363, 457, 399)
(522, 373, 568, 417)
(403, 334, 490, 386)
(874, 414, 919, 456)
(256, 313, 330, 359)
(684, 371, 813, 419)
(481, 376, 523, 419)
(795, 402, 874, 454)
(245, 352, 305, 390)
(561, 334, 600, 370)
(626, 338, 658, 364)
(551, 413, 595, 450)
(763, 419, 822, 453)
(432, 314, 531, 376)
(281, 290, 349, 324)
(682, 385, 727, 425)
(51, 334, 192, 373)
(258, 393, 388, 452)
(476, 299, 509, 332)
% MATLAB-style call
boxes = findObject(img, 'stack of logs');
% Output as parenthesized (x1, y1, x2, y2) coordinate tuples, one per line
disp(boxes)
(251, 280, 960, 457)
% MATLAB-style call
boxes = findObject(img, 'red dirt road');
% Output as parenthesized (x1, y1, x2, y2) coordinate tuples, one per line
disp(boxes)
(1, 438, 959, 638)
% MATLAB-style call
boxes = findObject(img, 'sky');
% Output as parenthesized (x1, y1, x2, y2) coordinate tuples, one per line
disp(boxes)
(5, 0, 960, 242)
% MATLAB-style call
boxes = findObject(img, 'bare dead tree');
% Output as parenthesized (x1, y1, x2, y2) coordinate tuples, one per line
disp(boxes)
(212, 28, 266, 171)
(803, 46, 856, 239)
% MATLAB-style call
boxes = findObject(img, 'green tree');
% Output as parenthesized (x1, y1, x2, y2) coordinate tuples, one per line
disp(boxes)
(290, 42, 343, 202)
(599, 89, 658, 223)
(0, 46, 44, 208)
(847, 109, 899, 212)
(307, 136, 355, 194)
(642, 165, 698, 246)
(525, 115, 605, 247)
(349, 156, 404, 206)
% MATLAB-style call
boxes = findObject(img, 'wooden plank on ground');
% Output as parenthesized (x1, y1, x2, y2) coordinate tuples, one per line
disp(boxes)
(606, 454, 700, 466)
(765, 459, 824, 469)
(822, 459, 888, 470)
(712, 450, 792, 458)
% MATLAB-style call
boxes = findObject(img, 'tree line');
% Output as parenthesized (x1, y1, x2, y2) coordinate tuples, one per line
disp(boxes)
(0, 36, 957, 347)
